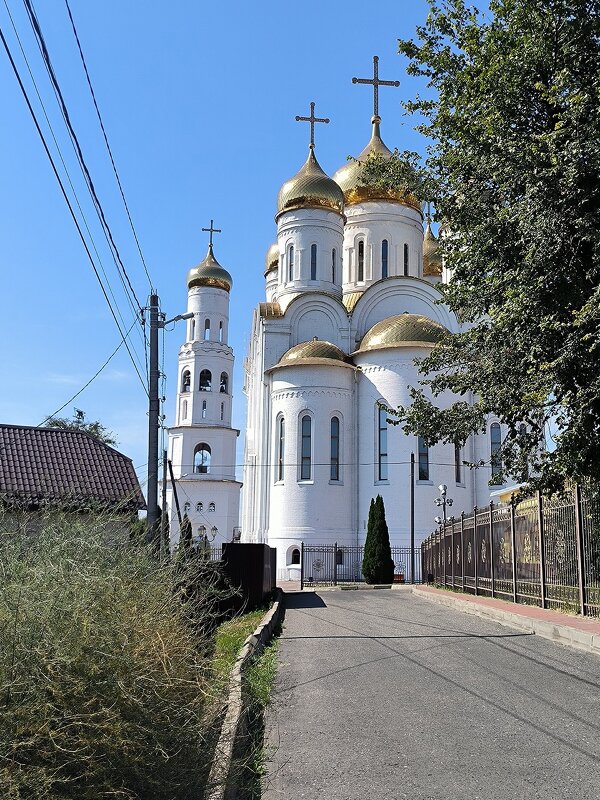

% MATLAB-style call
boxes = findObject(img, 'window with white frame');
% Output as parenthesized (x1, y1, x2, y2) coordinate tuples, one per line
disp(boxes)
(418, 436, 429, 481)
(490, 423, 502, 485)
(330, 416, 340, 481)
(382, 239, 389, 278)
(277, 416, 285, 481)
(378, 407, 388, 481)
(310, 244, 317, 280)
(300, 415, 312, 480)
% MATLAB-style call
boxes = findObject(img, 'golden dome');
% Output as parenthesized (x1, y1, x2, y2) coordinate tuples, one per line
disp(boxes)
(264, 243, 279, 277)
(356, 314, 447, 354)
(276, 147, 344, 218)
(274, 339, 352, 368)
(423, 220, 442, 276)
(333, 116, 421, 211)
(187, 244, 232, 292)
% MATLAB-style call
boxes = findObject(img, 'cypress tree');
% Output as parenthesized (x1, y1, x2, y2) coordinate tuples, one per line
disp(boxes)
(362, 495, 394, 584)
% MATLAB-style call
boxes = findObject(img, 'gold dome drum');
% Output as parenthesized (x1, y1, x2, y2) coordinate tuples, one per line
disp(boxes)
(357, 314, 447, 353)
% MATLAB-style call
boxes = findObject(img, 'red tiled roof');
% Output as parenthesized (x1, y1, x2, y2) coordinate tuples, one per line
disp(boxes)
(0, 424, 146, 511)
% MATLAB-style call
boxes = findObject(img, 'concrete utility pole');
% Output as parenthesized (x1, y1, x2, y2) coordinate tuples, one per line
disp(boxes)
(146, 294, 193, 546)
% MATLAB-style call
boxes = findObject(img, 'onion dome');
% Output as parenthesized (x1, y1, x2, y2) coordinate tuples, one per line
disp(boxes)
(333, 116, 420, 211)
(187, 243, 232, 292)
(272, 339, 353, 369)
(264, 243, 279, 277)
(355, 314, 447, 354)
(276, 147, 344, 219)
(423, 219, 442, 276)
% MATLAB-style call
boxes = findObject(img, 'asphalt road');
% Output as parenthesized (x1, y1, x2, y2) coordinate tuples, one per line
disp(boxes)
(263, 588, 600, 800)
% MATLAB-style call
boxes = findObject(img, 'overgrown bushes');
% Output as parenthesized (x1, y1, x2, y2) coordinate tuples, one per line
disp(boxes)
(0, 511, 230, 799)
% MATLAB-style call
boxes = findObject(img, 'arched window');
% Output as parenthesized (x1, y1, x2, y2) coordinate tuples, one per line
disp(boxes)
(220, 372, 229, 393)
(220, 402, 224, 421)
(336, 548, 344, 566)
(490, 423, 502, 485)
(182, 399, 188, 420)
(184, 501, 190, 513)
(219, 321, 223, 342)
(190, 318, 195, 340)
(288, 244, 294, 282)
(382, 239, 389, 278)
(204, 318, 210, 341)
(455, 442, 462, 484)
(181, 369, 191, 393)
(403, 243, 409, 276)
(202, 400, 207, 419)
(332, 248, 336, 283)
(209, 502, 215, 512)
(357, 240, 365, 282)
(196, 502, 203, 512)
(330, 416, 340, 481)
(277, 416, 285, 481)
(194, 443, 211, 474)
(290, 547, 300, 565)
(310, 243, 317, 280)
(300, 415, 312, 480)
(199, 369, 212, 391)
(418, 436, 429, 481)
(378, 407, 388, 481)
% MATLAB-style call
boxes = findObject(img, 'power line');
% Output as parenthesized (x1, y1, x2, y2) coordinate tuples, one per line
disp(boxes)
(38, 319, 139, 426)
(63, 0, 154, 294)
(0, 22, 148, 394)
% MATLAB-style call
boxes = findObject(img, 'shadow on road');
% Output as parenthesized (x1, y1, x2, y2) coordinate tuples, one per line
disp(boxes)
(284, 592, 327, 609)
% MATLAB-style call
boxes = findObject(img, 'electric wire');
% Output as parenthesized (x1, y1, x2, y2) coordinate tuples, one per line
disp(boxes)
(38, 319, 139, 426)
(2, 0, 146, 379)
(0, 23, 149, 394)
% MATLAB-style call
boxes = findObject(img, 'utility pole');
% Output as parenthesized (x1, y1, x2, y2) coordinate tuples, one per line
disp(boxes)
(410, 452, 415, 583)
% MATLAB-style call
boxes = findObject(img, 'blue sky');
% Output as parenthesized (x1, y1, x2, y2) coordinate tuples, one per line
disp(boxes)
(0, 0, 433, 492)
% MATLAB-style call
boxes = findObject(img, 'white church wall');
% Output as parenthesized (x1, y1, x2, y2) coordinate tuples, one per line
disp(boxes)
(187, 286, 230, 344)
(285, 293, 350, 351)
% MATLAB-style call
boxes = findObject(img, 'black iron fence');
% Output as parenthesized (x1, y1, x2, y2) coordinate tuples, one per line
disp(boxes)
(301, 543, 421, 588)
(421, 486, 600, 617)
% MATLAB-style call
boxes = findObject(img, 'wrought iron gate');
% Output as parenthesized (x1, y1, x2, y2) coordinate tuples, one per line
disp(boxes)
(301, 543, 422, 588)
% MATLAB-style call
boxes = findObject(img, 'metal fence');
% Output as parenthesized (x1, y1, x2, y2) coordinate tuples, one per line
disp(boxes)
(301, 543, 421, 588)
(421, 486, 600, 617)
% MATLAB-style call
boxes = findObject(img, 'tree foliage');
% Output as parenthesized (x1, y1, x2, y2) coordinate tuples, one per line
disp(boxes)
(46, 408, 117, 447)
(362, 495, 394, 584)
(376, 0, 600, 491)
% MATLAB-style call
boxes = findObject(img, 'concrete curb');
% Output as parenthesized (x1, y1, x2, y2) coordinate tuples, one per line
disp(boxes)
(413, 585, 600, 658)
(205, 590, 285, 800)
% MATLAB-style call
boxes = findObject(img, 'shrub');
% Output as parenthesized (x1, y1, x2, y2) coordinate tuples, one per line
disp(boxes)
(362, 495, 394, 584)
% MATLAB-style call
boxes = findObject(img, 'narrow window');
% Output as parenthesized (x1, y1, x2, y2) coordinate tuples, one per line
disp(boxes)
(209, 502, 215, 512)
(455, 442, 462, 484)
(202, 400, 207, 419)
(330, 416, 340, 481)
(194, 443, 211, 474)
(181, 369, 191, 393)
(220, 372, 228, 393)
(220, 402, 224, 421)
(332, 248, 336, 283)
(190, 318, 195, 340)
(358, 240, 364, 282)
(301, 415, 312, 480)
(288, 244, 294, 282)
(277, 417, 285, 481)
(490, 423, 502, 485)
(204, 318, 210, 340)
(418, 436, 429, 481)
(336, 548, 344, 566)
(184, 501, 190, 513)
(196, 502, 203, 512)
(291, 547, 300, 565)
(182, 400, 187, 419)
(311, 243, 317, 280)
(403, 243, 409, 276)
(382, 239, 388, 278)
(378, 407, 388, 481)
(199, 369, 212, 391)
(219, 321, 223, 342)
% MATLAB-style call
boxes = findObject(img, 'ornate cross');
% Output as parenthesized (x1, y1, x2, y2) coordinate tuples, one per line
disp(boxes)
(202, 219, 222, 247)
(352, 55, 400, 117)
(295, 101, 330, 148)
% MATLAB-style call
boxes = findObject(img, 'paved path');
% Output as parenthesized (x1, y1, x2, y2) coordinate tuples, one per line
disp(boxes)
(263, 588, 600, 800)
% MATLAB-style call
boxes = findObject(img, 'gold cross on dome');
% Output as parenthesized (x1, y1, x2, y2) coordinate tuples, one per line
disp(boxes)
(295, 101, 330, 149)
(352, 55, 400, 117)
(202, 219, 222, 247)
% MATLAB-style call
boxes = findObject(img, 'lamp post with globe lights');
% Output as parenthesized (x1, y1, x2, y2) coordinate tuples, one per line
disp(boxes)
(434, 484, 453, 526)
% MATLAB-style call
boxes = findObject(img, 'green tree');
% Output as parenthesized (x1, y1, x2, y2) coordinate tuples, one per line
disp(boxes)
(370, 0, 600, 491)
(46, 408, 117, 446)
(362, 495, 394, 584)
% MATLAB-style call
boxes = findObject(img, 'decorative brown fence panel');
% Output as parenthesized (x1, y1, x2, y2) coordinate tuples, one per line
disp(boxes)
(421, 487, 600, 618)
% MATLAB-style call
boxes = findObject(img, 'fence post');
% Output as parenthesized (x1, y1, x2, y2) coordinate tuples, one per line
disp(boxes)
(489, 501, 495, 598)
(451, 517, 455, 589)
(300, 541, 304, 590)
(460, 512, 465, 591)
(474, 506, 479, 596)
(536, 491, 547, 609)
(510, 496, 517, 604)
(574, 484, 588, 616)
(333, 541, 338, 586)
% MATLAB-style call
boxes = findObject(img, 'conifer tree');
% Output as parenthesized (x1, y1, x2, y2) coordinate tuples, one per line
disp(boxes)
(362, 495, 394, 584)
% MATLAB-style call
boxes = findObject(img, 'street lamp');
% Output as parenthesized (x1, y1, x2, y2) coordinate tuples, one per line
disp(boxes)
(434, 483, 453, 525)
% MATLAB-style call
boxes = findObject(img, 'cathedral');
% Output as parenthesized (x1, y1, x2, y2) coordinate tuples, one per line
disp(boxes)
(241, 58, 508, 580)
